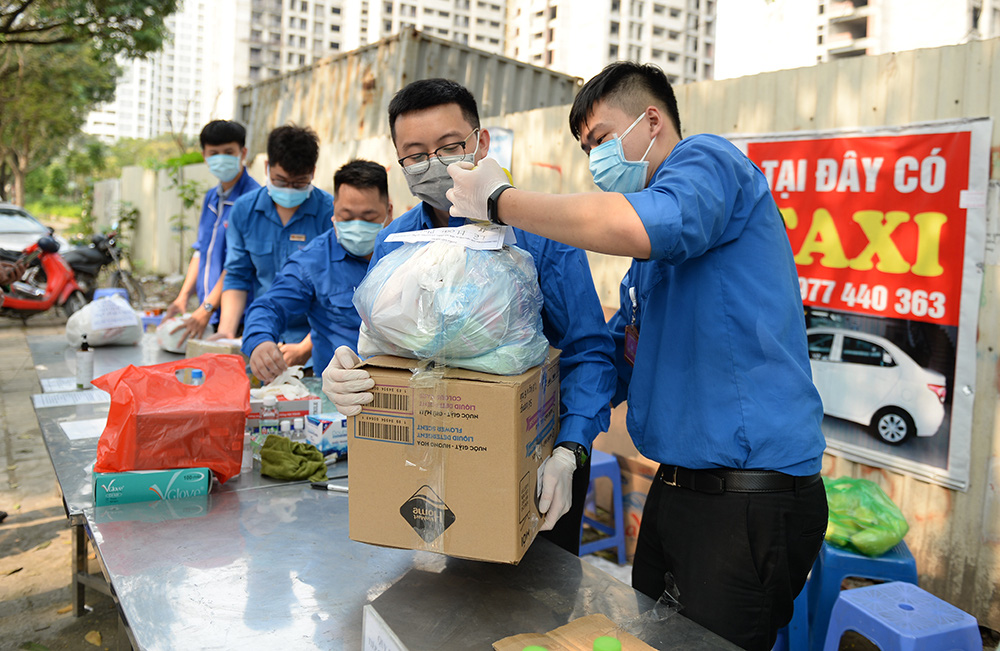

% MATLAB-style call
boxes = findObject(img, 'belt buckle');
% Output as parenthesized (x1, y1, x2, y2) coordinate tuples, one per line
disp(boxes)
(663, 466, 679, 487)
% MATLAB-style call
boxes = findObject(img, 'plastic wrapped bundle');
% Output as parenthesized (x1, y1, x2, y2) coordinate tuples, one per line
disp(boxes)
(354, 241, 549, 375)
(823, 476, 909, 557)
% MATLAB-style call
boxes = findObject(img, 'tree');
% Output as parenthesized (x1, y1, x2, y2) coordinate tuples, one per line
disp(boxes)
(0, 0, 179, 62)
(0, 42, 116, 204)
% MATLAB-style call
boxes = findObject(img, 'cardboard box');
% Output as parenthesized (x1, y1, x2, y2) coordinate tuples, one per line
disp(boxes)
(493, 613, 655, 651)
(185, 338, 244, 358)
(248, 394, 321, 421)
(93, 468, 212, 506)
(305, 412, 347, 457)
(348, 349, 561, 564)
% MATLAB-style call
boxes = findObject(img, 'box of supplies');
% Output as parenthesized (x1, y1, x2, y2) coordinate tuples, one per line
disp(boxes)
(347, 348, 560, 564)
(248, 394, 321, 421)
(92, 468, 212, 506)
(306, 412, 348, 457)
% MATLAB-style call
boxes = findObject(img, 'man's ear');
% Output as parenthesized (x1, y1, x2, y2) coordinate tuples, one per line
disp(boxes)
(386, 200, 393, 221)
(474, 127, 491, 163)
(646, 106, 664, 139)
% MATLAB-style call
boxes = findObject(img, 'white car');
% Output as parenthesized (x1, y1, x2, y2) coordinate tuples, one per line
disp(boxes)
(0, 203, 70, 253)
(806, 327, 946, 445)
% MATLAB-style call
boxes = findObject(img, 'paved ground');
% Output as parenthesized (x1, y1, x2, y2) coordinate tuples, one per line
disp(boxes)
(0, 314, 120, 651)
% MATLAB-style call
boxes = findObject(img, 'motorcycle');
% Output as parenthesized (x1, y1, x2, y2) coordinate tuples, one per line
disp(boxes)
(62, 229, 145, 308)
(0, 236, 88, 321)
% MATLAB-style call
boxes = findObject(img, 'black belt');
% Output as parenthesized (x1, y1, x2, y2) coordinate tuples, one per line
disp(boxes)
(657, 465, 821, 495)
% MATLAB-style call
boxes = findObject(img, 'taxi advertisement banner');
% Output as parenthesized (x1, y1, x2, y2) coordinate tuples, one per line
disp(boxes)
(732, 119, 992, 491)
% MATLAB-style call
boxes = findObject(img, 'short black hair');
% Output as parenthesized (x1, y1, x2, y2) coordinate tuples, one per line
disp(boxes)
(266, 124, 320, 176)
(200, 120, 246, 149)
(334, 159, 389, 201)
(387, 78, 480, 143)
(569, 62, 682, 141)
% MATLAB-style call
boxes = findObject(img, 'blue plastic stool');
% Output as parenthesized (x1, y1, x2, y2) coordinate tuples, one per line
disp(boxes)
(772, 583, 810, 651)
(141, 313, 163, 330)
(823, 581, 981, 651)
(93, 287, 130, 301)
(579, 450, 627, 564)
(808, 540, 919, 651)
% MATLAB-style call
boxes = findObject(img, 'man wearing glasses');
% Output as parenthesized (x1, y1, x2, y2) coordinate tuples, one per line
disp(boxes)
(215, 124, 334, 370)
(322, 78, 617, 556)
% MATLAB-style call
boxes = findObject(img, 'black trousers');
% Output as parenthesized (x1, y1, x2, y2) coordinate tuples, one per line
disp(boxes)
(538, 456, 591, 555)
(632, 468, 828, 651)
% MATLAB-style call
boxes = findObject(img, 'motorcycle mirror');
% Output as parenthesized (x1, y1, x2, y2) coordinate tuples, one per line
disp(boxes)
(37, 236, 60, 253)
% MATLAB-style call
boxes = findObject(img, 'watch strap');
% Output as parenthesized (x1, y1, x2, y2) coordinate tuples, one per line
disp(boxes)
(202, 302, 214, 313)
(487, 184, 513, 225)
(556, 442, 589, 469)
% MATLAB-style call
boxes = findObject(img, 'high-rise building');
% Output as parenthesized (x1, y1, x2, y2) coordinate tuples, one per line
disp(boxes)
(339, 0, 507, 54)
(83, 0, 225, 142)
(715, 0, 1000, 80)
(504, 0, 717, 84)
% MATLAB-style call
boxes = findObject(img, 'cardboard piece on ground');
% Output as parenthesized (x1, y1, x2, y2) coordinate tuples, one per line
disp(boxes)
(492, 613, 655, 651)
(348, 349, 561, 564)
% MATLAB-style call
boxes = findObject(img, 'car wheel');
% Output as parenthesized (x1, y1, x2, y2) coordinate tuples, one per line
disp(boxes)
(870, 407, 915, 445)
(63, 291, 88, 318)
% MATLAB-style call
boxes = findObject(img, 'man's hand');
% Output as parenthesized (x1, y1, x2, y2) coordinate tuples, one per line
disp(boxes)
(207, 330, 237, 341)
(321, 346, 374, 416)
(170, 308, 211, 345)
(446, 158, 510, 223)
(250, 341, 287, 384)
(537, 446, 577, 531)
(164, 295, 188, 320)
(278, 339, 311, 367)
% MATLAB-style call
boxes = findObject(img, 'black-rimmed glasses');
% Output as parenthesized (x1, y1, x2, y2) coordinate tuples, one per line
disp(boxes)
(397, 129, 479, 175)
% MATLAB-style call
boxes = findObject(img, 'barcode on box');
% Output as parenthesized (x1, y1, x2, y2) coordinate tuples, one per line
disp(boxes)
(356, 414, 414, 444)
(371, 385, 411, 414)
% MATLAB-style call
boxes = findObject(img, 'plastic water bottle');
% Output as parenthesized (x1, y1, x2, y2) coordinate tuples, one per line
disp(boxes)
(254, 395, 279, 461)
(291, 417, 306, 443)
(191, 369, 204, 386)
(76, 334, 93, 390)
(241, 418, 256, 474)
(279, 419, 292, 441)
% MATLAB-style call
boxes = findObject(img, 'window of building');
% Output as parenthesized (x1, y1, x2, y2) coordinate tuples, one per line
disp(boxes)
(609, 44, 619, 57)
(331, 24, 340, 31)
(653, 26, 664, 36)
(299, 53, 306, 64)
(438, 10, 449, 17)
(546, 50, 553, 65)
(819, 4, 825, 14)
(489, 19, 499, 27)
(667, 52, 678, 61)
(299, 35, 306, 46)
(670, 7, 680, 17)
(331, 6, 341, 14)
(610, 21, 619, 35)
(817, 34, 823, 44)
(330, 41, 340, 49)
(456, 15, 469, 27)
(288, 34, 295, 44)
(300, 1, 307, 11)
(384, 19, 392, 31)
(489, 36, 499, 44)
(251, 29, 263, 41)
(455, 32, 468, 44)
(652, 48, 663, 58)
(437, 28, 449, 35)
(668, 30, 679, 39)
(288, 52, 296, 63)
(611, 0, 620, 13)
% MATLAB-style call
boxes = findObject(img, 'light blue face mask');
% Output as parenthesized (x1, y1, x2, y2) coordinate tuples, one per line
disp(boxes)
(207, 154, 242, 183)
(267, 180, 313, 209)
(335, 219, 384, 257)
(589, 112, 657, 194)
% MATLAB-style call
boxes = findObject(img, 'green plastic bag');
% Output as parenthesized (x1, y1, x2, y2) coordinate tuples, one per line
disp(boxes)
(823, 477, 909, 557)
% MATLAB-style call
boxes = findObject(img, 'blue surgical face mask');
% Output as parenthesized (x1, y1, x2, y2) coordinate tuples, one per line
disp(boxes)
(207, 154, 242, 183)
(335, 219, 384, 257)
(589, 112, 657, 194)
(266, 180, 313, 209)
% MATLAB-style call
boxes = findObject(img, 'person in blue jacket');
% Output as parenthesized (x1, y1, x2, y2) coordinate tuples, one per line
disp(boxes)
(243, 159, 392, 383)
(214, 124, 334, 369)
(446, 62, 828, 651)
(322, 79, 617, 556)
(164, 120, 259, 342)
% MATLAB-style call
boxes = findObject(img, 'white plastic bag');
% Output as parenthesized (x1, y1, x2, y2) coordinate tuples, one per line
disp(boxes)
(156, 316, 217, 354)
(65, 295, 143, 347)
(354, 241, 549, 375)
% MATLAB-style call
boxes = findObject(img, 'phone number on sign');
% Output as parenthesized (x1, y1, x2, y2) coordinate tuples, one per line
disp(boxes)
(798, 277, 946, 319)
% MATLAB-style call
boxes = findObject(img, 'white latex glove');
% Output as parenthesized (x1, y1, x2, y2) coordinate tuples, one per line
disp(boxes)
(446, 157, 511, 223)
(537, 446, 577, 531)
(321, 346, 375, 416)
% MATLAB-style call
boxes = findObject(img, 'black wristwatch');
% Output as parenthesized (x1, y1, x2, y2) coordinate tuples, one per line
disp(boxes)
(487, 184, 513, 225)
(557, 442, 589, 469)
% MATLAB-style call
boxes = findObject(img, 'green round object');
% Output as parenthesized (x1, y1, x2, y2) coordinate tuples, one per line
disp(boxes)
(521, 647, 549, 651)
(592, 636, 622, 651)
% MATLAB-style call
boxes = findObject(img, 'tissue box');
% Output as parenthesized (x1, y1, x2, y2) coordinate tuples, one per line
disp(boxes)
(249, 394, 321, 420)
(93, 468, 212, 506)
(306, 412, 348, 457)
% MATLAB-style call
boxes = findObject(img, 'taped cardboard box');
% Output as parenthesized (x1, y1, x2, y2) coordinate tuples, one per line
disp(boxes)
(348, 349, 560, 564)
(185, 338, 244, 358)
(493, 613, 655, 651)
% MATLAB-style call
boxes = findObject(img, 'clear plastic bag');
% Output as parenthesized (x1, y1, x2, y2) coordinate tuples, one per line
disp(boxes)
(823, 476, 909, 557)
(354, 241, 549, 375)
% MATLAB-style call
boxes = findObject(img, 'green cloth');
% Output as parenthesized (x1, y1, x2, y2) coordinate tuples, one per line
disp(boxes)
(260, 434, 327, 482)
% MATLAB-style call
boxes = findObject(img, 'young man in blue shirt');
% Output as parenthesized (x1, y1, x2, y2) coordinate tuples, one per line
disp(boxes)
(322, 78, 617, 555)
(215, 125, 334, 369)
(165, 120, 259, 342)
(243, 159, 392, 383)
(447, 62, 828, 651)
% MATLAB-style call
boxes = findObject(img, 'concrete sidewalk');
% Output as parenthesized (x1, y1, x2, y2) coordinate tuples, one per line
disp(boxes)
(0, 315, 119, 651)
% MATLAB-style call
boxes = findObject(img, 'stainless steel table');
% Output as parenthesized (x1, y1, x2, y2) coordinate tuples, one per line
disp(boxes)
(84, 483, 739, 651)
(28, 334, 348, 616)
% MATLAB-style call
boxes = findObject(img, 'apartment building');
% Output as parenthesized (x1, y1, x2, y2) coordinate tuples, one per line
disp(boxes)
(505, 0, 717, 83)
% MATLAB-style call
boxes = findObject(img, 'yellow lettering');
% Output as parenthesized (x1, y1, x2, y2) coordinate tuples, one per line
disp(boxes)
(910, 212, 947, 277)
(793, 209, 849, 268)
(848, 211, 911, 273)
(779, 207, 798, 229)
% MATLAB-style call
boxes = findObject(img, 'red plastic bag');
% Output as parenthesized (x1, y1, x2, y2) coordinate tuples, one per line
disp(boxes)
(92, 354, 250, 484)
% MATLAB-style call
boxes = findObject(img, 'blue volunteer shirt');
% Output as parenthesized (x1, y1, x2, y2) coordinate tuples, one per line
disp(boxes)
(371, 202, 617, 450)
(223, 185, 334, 343)
(193, 170, 260, 325)
(608, 134, 826, 476)
(241, 229, 369, 372)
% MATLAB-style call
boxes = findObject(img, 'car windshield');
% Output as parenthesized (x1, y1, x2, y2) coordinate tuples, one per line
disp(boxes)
(0, 210, 46, 233)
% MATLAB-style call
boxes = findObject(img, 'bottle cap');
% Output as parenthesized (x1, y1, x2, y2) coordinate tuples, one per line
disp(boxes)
(592, 637, 621, 651)
(192, 369, 204, 381)
(80, 334, 89, 352)
(280, 420, 291, 432)
(262, 395, 278, 406)
(293, 417, 304, 429)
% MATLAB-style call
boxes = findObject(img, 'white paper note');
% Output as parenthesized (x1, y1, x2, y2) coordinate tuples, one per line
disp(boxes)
(32, 390, 110, 409)
(41, 377, 78, 393)
(59, 418, 107, 440)
(89, 298, 140, 330)
(385, 223, 515, 250)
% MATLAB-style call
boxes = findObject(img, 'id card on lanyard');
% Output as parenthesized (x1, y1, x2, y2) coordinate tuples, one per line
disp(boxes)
(624, 286, 639, 366)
